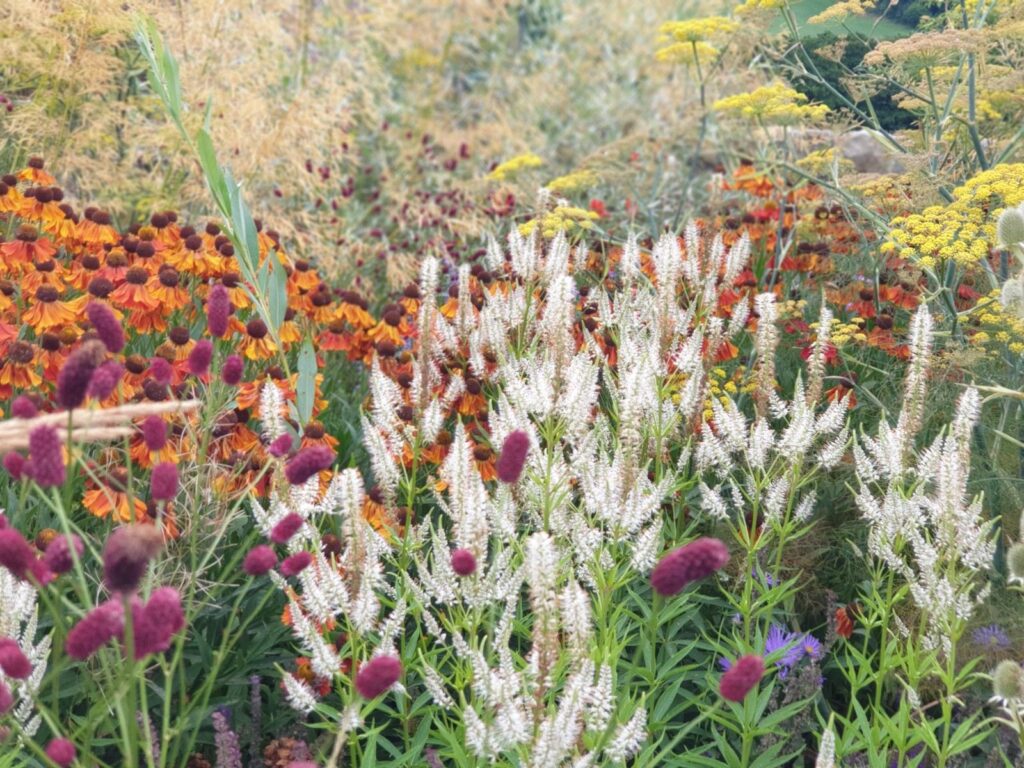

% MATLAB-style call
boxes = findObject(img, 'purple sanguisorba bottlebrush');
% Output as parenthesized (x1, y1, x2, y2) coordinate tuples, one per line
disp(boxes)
(87, 360, 124, 400)
(65, 599, 125, 660)
(141, 415, 167, 452)
(148, 357, 173, 385)
(284, 445, 335, 486)
(0, 637, 31, 679)
(44, 533, 83, 574)
(132, 587, 184, 659)
(150, 462, 178, 501)
(221, 354, 244, 386)
(355, 655, 402, 698)
(102, 525, 163, 593)
(450, 548, 476, 576)
(650, 537, 729, 597)
(3, 452, 25, 480)
(45, 737, 76, 767)
(86, 301, 125, 353)
(188, 339, 214, 377)
(279, 551, 312, 577)
(270, 513, 303, 544)
(28, 424, 65, 488)
(268, 433, 293, 458)
(243, 545, 277, 576)
(10, 395, 37, 418)
(495, 430, 530, 483)
(56, 339, 106, 410)
(0, 527, 36, 580)
(207, 284, 232, 338)
(719, 654, 765, 702)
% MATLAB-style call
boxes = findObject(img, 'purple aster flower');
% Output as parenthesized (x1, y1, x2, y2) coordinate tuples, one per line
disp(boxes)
(764, 624, 803, 669)
(972, 623, 1010, 649)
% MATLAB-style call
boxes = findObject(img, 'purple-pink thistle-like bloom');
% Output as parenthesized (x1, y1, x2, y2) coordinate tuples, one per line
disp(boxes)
(270, 513, 303, 544)
(450, 548, 476, 576)
(141, 416, 167, 452)
(495, 430, 529, 484)
(284, 446, 335, 486)
(0, 680, 12, 714)
(243, 545, 277, 576)
(719, 654, 764, 702)
(44, 533, 83, 575)
(0, 638, 31, 679)
(279, 551, 312, 577)
(66, 599, 125, 660)
(3, 452, 25, 480)
(221, 354, 244, 386)
(150, 462, 178, 501)
(45, 738, 77, 767)
(355, 655, 402, 698)
(268, 433, 292, 458)
(102, 525, 163, 593)
(86, 300, 125, 353)
(133, 587, 184, 659)
(0, 528, 35, 580)
(87, 360, 124, 400)
(650, 537, 729, 597)
(148, 357, 172, 386)
(188, 340, 214, 377)
(207, 284, 232, 338)
(28, 424, 65, 488)
(56, 340, 106, 410)
(10, 395, 37, 419)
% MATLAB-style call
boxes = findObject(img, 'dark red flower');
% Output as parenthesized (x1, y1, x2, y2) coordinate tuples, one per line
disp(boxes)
(0, 638, 31, 679)
(650, 537, 729, 597)
(284, 446, 335, 486)
(221, 354, 244, 386)
(188, 340, 213, 377)
(268, 433, 293, 458)
(10, 395, 37, 419)
(280, 551, 312, 577)
(719, 654, 764, 702)
(141, 416, 167, 451)
(150, 462, 178, 501)
(86, 301, 125, 353)
(207, 284, 232, 337)
(27, 424, 65, 488)
(66, 599, 124, 660)
(44, 533, 83, 574)
(0, 528, 35, 580)
(270, 513, 304, 544)
(450, 548, 476, 576)
(495, 430, 529, 484)
(45, 738, 76, 767)
(355, 655, 402, 698)
(132, 587, 184, 658)
(243, 545, 277, 576)
(102, 525, 163, 593)
(56, 340, 106, 410)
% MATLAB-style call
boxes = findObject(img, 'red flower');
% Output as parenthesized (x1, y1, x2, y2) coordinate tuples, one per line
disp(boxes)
(719, 654, 764, 702)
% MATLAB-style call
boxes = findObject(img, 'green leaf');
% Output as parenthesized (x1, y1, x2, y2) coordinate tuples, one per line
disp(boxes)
(297, 340, 318, 425)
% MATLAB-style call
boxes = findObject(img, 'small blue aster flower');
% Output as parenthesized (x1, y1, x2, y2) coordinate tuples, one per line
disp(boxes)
(765, 624, 803, 677)
(798, 633, 824, 662)
(972, 623, 1010, 649)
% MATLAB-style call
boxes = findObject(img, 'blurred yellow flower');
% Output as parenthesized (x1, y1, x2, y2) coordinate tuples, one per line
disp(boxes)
(713, 83, 830, 125)
(489, 153, 543, 181)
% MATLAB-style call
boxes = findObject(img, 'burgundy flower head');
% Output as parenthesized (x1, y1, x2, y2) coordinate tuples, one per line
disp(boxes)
(719, 654, 764, 702)
(148, 357, 173, 386)
(87, 360, 124, 401)
(243, 545, 277, 576)
(132, 587, 184, 659)
(56, 339, 106, 410)
(45, 737, 77, 767)
(279, 551, 312, 577)
(102, 525, 163, 593)
(450, 548, 476, 576)
(27, 424, 65, 488)
(0, 638, 31, 679)
(284, 446, 335, 486)
(207, 284, 232, 337)
(221, 354, 244, 386)
(0, 528, 35, 580)
(650, 537, 729, 597)
(141, 415, 167, 452)
(10, 395, 37, 419)
(86, 300, 125, 353)
(66, 599, 125, 660)
(44, 533, 84, 575)
(271, 513, 304, 544)
(150, 462, 178, 501)
(268, 433, 293, 458)
(3, 452, 25, 480)
(495, 430, 530, 484)
(355, 655, 402, 698)
(188, 339, 214, 377)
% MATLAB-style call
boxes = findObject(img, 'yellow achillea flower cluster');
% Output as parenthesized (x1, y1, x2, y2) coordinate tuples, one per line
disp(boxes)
(713, 83, 830, 125)
(882, 163, 1024, 269)
(829, 319, 867, 346)
(656, 41, 722, 65)
(734, 0, 784, 14)
(488, 153, 543, 181)
(655, 17, 738, 65)
(969, 289, 1024, 355)
(519, 206, 600, 238)
(796, 148, 855, 175)
(808, 0, 873, 24)
(545, 169, 599, 195)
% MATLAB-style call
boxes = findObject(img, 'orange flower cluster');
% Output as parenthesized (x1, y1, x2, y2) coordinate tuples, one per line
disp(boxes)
(0, 158, 379, 527)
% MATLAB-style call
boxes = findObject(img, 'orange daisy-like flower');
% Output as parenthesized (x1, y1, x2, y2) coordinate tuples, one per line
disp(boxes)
(76, 210, 119, 248)
(240, 318, 278, 361)
(149, 267, 191, 310)
(83, 470, 148, 523)
(334, 293, 376, 329)
(0, 341, 42, 399)
(289, 259, 321, 293)
(17, 158, 57, 185)
(110, 266, 160, 312)
(22, 285, 78, 332)
(0, 225, 57, 270)
(472, 444, 498, 482)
